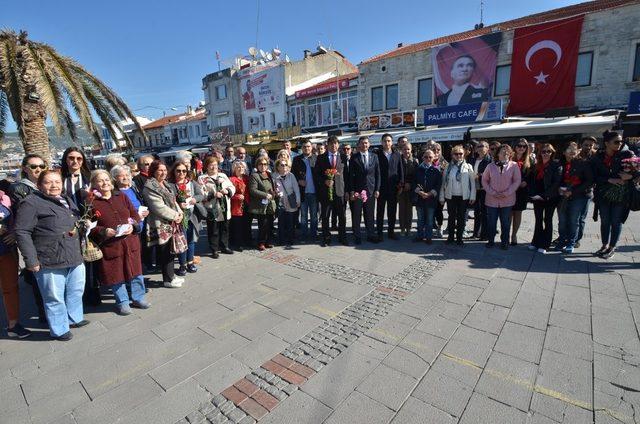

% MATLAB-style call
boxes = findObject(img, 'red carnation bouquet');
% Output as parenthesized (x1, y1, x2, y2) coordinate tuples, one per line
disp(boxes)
(324, 168, 339, 201)
(176, 183, 191, 229)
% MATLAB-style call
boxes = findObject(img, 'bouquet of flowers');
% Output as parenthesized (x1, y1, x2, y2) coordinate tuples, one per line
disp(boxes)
(353, 190, 368, 203)
(176, 183, 191, 229)
(324, 168, 339, 201)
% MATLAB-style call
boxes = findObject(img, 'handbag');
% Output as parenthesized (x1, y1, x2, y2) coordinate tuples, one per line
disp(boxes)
(170, 222, 188, 254)
(82, 239, 103, 262)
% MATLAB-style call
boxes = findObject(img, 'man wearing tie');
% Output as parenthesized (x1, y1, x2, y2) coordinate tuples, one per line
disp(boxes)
(316, 136, 348, 246)
(349, 136, 380, 244)
(376, 133, 404, 240)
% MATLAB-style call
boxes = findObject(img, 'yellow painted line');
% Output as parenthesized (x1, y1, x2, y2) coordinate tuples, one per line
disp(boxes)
(440, 353, 632, 421)
(308, 305, 339, 318)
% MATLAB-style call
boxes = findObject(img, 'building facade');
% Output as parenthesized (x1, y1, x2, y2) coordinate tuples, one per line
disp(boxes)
(202, 67, 243, 143)
(357, 0, 640, 125)
(101, 116, 151, 153)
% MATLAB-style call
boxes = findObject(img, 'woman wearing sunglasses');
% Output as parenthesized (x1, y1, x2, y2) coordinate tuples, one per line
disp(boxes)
(439, 145, 476, 245)
(592, 131, 637, 259)
(510, 139, 533, 246)
(528, 143, 562, 253)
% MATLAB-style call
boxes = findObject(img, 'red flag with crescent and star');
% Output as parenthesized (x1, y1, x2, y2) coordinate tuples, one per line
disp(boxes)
(507, 15, 584, 115)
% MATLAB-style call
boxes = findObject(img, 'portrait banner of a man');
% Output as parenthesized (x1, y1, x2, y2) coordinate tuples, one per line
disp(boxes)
(433, 32, 502, 107)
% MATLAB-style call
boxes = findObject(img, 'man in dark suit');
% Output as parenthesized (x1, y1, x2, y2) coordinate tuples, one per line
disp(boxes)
(292, 141, 318, 241)
(469, 140, 492, 240)
(349, 136, 380, 244)
(376, 133, 404, 240)
(316, 136, 348, 246)
(436, 55, 489, 107)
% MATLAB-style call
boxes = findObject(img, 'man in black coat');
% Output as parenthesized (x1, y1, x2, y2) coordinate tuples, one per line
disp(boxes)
(316, 136, 348, 246)
(292, 141, 319, 241)
(349, 136, 380, 244)
(469, 141, 492, 240)
(376, 133, 404, 240)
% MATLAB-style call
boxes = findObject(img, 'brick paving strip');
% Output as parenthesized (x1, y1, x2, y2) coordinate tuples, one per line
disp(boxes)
(174, 251, 442, 424)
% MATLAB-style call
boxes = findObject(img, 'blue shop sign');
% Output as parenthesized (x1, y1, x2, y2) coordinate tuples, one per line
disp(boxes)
(629, 91, 640, 114)
(424, 100, 502, 126)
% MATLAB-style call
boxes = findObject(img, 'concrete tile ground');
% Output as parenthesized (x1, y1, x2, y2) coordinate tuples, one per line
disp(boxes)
(0, 210, 639, 423)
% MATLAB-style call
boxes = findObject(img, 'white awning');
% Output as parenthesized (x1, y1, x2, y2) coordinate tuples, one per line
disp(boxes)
(470, 115, 616, 139)
(406, 124, 489, 144)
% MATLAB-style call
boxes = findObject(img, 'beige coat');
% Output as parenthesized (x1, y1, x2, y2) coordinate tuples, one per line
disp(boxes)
(142, 178, 181, 245)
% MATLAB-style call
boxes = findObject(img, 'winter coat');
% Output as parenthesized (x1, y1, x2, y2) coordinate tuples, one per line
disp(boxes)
(439, 161, 476, 202)
(199, 173, 235, 221)
(230, 175, 250, 217)
(142, 178, 181, 246)
(413, 163, 442, 208)
(274, 172, 301, 212)
(168, 180, 204, 241)
(90, 192, 142, 286)
(249, 172, 277, 215)
(482, 161, 521, 208)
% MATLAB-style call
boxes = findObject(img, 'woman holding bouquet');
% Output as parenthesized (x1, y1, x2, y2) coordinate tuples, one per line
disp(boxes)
(593, 131, 637, 259)
(229, 161, 250, 251)
(89, 170, 149, 315)
(199, 156, 235, 258)
(274, 158, 300, 247)
(169, 162, 204, 274)
(249, 157, 277, 251)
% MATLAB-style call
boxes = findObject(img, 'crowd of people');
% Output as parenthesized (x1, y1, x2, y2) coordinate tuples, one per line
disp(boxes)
(0, 130, 638, 341)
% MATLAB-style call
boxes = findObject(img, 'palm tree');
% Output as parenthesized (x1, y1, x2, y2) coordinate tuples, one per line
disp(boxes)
(0, 29, 144, 160)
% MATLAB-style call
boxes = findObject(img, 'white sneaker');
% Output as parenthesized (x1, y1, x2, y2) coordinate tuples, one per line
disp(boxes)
(164, 278, 183, 288)
(173, 276, 185, 283)
(537, 248, 546, 254)
(527, 245, 536, 251)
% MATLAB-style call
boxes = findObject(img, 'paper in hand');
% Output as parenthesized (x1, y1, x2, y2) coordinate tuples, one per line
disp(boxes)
(115, 224, 132, 237)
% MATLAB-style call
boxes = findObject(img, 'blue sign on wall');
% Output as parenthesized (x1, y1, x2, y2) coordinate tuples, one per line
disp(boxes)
(424, 100, 502, 126)
(629, 91, 640, 114)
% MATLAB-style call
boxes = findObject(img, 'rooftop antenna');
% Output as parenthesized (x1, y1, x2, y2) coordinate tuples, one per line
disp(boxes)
(480, 0, 484, 26)
(255, 0, 260, 51)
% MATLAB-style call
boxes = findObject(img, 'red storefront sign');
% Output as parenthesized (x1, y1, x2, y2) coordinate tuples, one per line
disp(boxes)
(295, 79, 351, 99)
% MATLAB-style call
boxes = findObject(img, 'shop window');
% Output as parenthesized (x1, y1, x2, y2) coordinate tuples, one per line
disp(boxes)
(385, 84, 398, 110)
(417, 78, 432, 106)
(576, 52, 593, 87)
(371, 86, 383, 112)
(495, 65, 511, 96)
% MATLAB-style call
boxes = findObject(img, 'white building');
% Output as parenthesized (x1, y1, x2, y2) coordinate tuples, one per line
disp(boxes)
(101, 116, 151, 153)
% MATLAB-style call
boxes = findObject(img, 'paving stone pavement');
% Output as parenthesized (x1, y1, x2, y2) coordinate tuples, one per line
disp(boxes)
(0, 210, 639, 424)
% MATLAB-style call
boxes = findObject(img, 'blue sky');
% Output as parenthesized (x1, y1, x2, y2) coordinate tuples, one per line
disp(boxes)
(4, 0, 580, 130)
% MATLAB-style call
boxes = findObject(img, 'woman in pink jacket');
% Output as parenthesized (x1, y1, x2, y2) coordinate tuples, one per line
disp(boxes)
(482, 145, 521, 250)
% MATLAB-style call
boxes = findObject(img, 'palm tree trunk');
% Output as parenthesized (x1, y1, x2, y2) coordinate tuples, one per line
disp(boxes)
(20, 99, 49, 161)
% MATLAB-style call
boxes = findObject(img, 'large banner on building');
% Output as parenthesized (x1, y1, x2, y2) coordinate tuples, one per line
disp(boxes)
(424, 100, 502, 126)
(239, 65, 283, 111)
(432, 33, 502, 107)
(508, 16, 584, 115)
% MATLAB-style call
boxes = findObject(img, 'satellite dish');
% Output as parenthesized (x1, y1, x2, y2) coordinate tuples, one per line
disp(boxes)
(248, 47, 258, 57)
(259, 49, 267, 59)
(266, 52, 273, 61)
(272, 48, 281, 58)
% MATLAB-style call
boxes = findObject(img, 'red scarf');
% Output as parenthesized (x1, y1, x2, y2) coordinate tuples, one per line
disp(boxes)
(516, 159, 524, 170)
(535, 161, 549, 180)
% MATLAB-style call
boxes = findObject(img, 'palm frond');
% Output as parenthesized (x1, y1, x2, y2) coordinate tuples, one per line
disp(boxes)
(77, 77, 121, 146)
(0, 36, 25, 131)
(0, 91, 8, 140)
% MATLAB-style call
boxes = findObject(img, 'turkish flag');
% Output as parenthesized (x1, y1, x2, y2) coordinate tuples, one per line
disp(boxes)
(507, 16, 584, 115)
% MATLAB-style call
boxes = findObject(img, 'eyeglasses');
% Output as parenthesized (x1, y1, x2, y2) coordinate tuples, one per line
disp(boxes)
(67, 156, 83, 162)
(453, 152, 464, 156)
(28, 164, 46, 170)
(516, 144, 527, 148)
(541, 150, 553, 154)
(142, 162, 152, 167)
(176, 169, 188, 173)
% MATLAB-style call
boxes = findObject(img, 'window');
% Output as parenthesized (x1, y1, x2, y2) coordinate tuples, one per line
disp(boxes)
(216, 115, 230, 127)
(189, 126, 194, 138)
(633, 44, 640, 81)
(495, 65, 511, 96)
(385, 84, 398, 109)
(575, 52, 593, 87)
(417, 78, 433, 106)
(196, 126, 200, 137)
(270, 113, 276, 127)
(215, 84, 227, 100)
(260, 114, 265, 128)
(371, 87, 383, 111)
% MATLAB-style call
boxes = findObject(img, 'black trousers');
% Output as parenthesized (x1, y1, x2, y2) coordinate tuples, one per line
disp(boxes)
(446, 196, 469, 242)
(243, 213, 253, 245)
(230, 216, 246, 248)
(532, 201, 557, 249)
(256, 214, 274, 244)
(207, 218, 230, 252)
(351, 197, 376, 240)
(473, 190, 488, 239)
(321, 197, 346, 241)
(23, 269, 45, 320)
(157, 241, 175, 283)
(376, 194, 398, 236)
(435, 202, 444, 228)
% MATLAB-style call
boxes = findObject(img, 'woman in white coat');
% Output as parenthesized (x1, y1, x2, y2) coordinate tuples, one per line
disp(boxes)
(199, 156, 235, 258)
(439, 144, 476, 245)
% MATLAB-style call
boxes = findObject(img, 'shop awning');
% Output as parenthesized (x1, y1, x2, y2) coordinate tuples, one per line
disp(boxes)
(406, 124, 492, 144)
(470, 115, 616, 139)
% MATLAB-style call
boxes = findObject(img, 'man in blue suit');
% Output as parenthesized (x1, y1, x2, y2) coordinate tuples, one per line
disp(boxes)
(349, 136, 380, 244)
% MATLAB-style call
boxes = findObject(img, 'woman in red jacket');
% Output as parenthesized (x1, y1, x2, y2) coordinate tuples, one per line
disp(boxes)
(89, 170, 150, 315)
(229, 160, 250, 251)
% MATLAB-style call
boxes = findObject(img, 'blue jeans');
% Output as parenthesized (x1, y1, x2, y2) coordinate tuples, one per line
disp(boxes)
(278, 209, 296, 245)
(557, 196, 589, 248)
(111, 275, 146, 307)
(300, 193, 318, 239)
(486, 206, 512, 245)
(576, 198, 590, 243)
(35, 264, 85, 337)
(178, 222, 196, 265)
(599, 200, 626, 247)
(416, 206, 435, 239)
